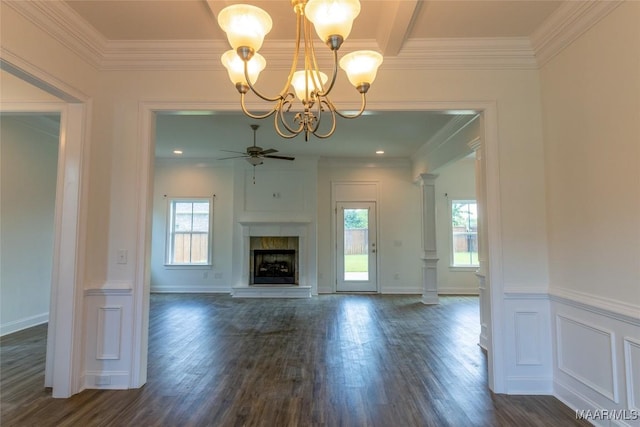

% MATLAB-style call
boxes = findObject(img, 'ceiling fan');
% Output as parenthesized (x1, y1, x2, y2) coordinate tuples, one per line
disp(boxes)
(218, 124, 295, 166)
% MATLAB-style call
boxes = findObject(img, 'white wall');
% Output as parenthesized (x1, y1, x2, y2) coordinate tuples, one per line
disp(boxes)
(433, 157, 478, 295)
(150, 159, 234, 293)
(317, 159, 423, 294)
(0, 116, 58, 335)
(541, 2, 640, 306)
(540, 2, 640, 419)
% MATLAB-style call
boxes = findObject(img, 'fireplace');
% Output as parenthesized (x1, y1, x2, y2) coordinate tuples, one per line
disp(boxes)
(234, 222, 312, 298)
(253, 249, 296, 284)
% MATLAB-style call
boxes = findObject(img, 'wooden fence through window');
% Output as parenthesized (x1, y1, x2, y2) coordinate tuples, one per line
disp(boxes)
(345, 229, 368, 255)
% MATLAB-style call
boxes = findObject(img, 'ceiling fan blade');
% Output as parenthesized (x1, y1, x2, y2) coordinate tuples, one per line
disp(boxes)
(220, 149, 248, 155)
(217, 155, 247, 160)
(264, 155, 295, 161)
(260, 148, 278, 155)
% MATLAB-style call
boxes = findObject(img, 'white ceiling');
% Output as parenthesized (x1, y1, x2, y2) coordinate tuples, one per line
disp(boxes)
(64, 1, 562, 43)
(26, 1, 567, 161)
(155, 110, 469, 159)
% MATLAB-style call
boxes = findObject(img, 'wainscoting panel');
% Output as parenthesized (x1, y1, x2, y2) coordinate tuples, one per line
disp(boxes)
(625, 338, 640, 412)
(83, 284, 134, 389)
(551, 288, 640, 426)
(503, 292, 553, 394)
(556, 314, 617, 402)
(515, 311, 543, 366)
(96, 306, 122, 360)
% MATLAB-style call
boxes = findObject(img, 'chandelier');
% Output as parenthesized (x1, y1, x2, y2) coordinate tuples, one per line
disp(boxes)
(217, 0, 383, 141)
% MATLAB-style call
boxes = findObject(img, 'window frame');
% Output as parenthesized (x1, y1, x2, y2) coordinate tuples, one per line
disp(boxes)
(449, 198, 479, 269)
(164, 196, 213, 267)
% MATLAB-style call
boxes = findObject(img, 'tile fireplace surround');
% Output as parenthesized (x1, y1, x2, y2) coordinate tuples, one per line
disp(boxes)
(232, 221, 313, 298)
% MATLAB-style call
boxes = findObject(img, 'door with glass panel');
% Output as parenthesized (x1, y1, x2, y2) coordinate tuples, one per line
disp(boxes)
(336, 202, 377, 292)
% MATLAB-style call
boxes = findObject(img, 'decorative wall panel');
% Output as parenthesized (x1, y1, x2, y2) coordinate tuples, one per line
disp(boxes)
(515, 311, 543, 365)
(625, 338, 640, 411)
(96, 306, 122, 360)
(557, 314, 617, 402)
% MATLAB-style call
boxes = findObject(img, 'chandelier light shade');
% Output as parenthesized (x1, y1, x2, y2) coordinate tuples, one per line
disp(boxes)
(305, 0, 361, 43)
(339, 50, 384, 87)
(221, 50, 266, 86)
(291, 70, 328, 102)
(217, 4, 273, 52)
(217, 0, 383, 140)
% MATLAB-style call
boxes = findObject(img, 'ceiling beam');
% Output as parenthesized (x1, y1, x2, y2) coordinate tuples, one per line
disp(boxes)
(375, 0, 421, 56)
(205, 0, 226, 19)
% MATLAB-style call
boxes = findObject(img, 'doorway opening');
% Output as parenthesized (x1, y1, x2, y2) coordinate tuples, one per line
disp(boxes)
(0, 113, 60, 340)
(137, 102, 504, 392)
(1, 58, 90, 398)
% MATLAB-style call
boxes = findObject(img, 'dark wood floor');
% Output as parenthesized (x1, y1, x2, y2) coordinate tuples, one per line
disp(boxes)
(1, 294, 588, 426)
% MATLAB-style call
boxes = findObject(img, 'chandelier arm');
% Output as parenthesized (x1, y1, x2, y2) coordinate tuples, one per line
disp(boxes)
(312, 99, 337, 139)
(280, 8, 305, 97)
(333, 92, 368, 119)
(303, 14, 316, 103)
(239, 93, 279, 120)
(316, 49, 339, 98)
(243, 61, 283, 103)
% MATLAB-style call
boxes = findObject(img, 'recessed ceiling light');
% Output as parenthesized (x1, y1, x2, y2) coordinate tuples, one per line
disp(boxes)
(376, 150, 385, 154)
(173, 150, 183, 155)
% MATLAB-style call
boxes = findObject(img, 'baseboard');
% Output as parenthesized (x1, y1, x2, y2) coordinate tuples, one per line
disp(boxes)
(232, 285, 312, 298)
(0, 312, 48, 336)
(437, 287, 480, 295)
(506, 376, 554, 395)
(553, 381, 608, 426)
(150, 286, 230, 294)
(83, 370, 130, 390)
(380, 285, 422, 294)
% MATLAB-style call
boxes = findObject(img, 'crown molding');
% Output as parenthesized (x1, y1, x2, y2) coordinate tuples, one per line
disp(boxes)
(101, 40, 225, 71)
(6, 0, 623, 72)
(4, 0, 106, 69)
(100, 38, 537, 71)
(530, 0, 623, 67)
(389, 38, 538, 70)
(412, 114, 478, 161)
(4, 1, 538, 72)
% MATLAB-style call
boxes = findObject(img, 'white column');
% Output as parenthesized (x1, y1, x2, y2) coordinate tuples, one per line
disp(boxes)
(418, 173, 439, 305)
(468, 137, 489, 350)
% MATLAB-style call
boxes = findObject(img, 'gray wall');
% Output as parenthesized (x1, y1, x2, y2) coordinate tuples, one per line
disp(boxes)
(1, 115, 59, 335)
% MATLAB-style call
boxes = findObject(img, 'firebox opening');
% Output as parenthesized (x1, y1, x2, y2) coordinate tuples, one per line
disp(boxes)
(253, 249, 296, 285)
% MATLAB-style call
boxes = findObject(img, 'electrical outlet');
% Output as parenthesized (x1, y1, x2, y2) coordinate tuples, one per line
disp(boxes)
(394, 273, 400, 280)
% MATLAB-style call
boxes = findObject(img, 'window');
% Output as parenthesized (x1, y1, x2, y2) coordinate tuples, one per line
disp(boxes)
(166, 198, 212, 265)
(451, 200, 479, 267)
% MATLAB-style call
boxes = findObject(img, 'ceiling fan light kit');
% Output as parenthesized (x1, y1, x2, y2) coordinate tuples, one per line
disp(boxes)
(217, 0, 383, 141)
